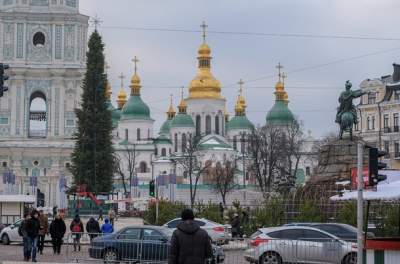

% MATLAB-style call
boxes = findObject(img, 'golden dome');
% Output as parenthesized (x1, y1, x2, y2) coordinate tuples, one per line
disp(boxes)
(283, 91, 289, 106)
(188, 34, 223, 100)
(130, 73, 141, 95)
(178, 92, 188, 113)
(116, 88, 127, 109)
(167, 95, 176, 118)
(105, 80, 112, 100)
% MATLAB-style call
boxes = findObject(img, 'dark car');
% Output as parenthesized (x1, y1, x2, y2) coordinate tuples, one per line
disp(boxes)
(89, 225, 225, 263)
(284, 223, 371, 242)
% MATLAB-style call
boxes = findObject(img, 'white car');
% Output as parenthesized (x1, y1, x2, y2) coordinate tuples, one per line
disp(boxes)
(244, 226, 357, 264)
(163, 218, 231, 245)
(0, 219, 52, 245)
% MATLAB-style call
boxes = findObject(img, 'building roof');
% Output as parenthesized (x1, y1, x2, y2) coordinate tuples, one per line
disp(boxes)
(197, 135, 233, 150)
(159, 119, 172, 135)
(106, 100, 121, 127)
(227, 115, 254, 131)
(266, 100, 294, 125)
(120, 95, 151, 120)
(154, 134, 172, 144)
(170, 113, 195, 128)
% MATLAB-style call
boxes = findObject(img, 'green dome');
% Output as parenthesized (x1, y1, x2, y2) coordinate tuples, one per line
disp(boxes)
(266, 101, 294, 125)
(160, 119, 172, 135)
(121, 95, 151, 120)
(227, 115, 254, 131)
(170, 113, 195, 128)
(154, 134, 172, 144)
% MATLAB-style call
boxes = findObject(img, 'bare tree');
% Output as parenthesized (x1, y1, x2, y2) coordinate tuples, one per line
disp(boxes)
(212, 160, 237, 206)
(248, 121, 305, 193)
(173, 136, 212, 208)
(116, 143, 139, 196)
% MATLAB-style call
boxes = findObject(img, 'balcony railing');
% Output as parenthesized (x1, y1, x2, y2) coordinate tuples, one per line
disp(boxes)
(394, 126, 399, 132)
(384, 127, 391, 133)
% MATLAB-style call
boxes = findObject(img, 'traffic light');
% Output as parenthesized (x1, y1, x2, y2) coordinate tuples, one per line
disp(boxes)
(149, 180, 155, 197)
(369, 147, 387, 188)
(0, 63, 10, 97)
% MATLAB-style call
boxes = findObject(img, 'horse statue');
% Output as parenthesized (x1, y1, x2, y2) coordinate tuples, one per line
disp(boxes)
(335, 81, 366, 140)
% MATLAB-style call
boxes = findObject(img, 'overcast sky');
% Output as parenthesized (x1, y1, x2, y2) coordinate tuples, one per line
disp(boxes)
(79, 0, 400, 138)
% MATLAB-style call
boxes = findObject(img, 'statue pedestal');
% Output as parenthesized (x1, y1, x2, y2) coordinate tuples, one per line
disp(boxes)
(310, 138, 369, 185)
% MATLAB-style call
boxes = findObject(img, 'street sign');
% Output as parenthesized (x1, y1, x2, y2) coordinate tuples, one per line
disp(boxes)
(351, 167, 370, 189)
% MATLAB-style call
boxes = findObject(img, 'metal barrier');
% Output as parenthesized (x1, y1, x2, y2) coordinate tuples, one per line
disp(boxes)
(65, 233, 357, 264)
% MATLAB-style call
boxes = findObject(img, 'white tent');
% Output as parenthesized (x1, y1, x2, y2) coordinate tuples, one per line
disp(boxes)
(331, 170, 400, 201)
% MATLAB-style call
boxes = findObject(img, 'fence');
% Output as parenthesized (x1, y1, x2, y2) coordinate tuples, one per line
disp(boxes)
(65, 232, 356, 264)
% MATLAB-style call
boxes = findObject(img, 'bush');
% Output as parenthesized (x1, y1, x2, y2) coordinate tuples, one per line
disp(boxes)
(337, 201, 357, 226)
(296, 200, 324, 222)
(194, 202, 223, 224)
(144, 200, 186, 225)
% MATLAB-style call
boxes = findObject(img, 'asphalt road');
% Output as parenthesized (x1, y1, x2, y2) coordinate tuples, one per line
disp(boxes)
(0, 244, 249, 264)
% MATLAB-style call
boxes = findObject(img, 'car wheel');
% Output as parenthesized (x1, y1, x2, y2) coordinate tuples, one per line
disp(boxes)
(260, 251, 282, 264)
(1, 234, 10, 245)
(103, 248, 119, 264)
(342, 253, 357, 264)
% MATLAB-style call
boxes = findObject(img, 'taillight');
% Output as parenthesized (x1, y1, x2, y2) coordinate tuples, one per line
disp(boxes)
(213, 226, 225, 232)
(250, 237, 269, 247)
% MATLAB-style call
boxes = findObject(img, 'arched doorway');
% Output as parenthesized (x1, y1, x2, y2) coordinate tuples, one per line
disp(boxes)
(29, 91, 47, 138)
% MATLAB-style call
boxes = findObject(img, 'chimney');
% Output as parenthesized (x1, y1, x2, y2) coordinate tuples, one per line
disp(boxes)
(392, 63, 400, 82)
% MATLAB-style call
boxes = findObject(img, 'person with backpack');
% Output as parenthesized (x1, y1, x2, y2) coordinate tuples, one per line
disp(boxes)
(70, 215, 84, 251)
(86, 217, 100, 242)
(19, 213, 31, 261)
(26, 210, 40, 262)
(49, 214, 66, 255)
(101, 218, 113, 234)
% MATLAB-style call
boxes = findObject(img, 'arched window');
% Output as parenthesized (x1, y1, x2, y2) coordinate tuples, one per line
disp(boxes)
(161, 148, 167, 157)
(182, 133, 187, 153)
(196, 115, 201, 136)
(174, 133, 178, 152)
(137, 128, 141, 141)
(241, 133, 246, 153)
(139, 161, 147, 173)
(125, 129, 128, 140)
(233, 135, 237, 150)
(33, 32, 45, 47)
(215, 116, 220, 135)
(29, 91, 47, 138)
(206, 115, 211, 135)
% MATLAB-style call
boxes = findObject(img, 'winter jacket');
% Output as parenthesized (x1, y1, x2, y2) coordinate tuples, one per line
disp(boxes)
(231, 216, 241, 234)
(38, 215, 49, 236)
(50, 218, 66, 239)
(26, 217, 40, 238)
(18, 219, 29, 238)
(168, 220, 212, 264)
(101, 219, 113, 234)
(86, 218, 101, 234)
(70, 218, 84, 233)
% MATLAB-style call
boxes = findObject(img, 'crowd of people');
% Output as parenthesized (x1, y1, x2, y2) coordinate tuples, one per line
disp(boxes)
(18, 208, 117, 262)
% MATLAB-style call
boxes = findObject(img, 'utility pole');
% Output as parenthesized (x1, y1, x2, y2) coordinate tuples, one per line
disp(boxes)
(155, 172, 159, 224)
(357, 141, 364, 264)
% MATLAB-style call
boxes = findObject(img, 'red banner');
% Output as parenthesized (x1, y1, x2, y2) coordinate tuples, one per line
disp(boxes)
(351, 167, 370, 189)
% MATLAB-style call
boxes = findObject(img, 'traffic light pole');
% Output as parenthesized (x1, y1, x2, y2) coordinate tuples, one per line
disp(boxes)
(357, 141, 364, 264)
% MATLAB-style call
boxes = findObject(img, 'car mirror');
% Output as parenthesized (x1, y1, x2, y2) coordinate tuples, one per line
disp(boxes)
(159, 237, 168, 243)
(10, 225, 15, 229)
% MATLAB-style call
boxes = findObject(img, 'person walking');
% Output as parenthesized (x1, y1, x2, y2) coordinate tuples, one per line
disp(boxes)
(86, 217, 101, 241)
(101, 218, 114, 234)
(70, 215, 84, 252)
(218, 203, 224, 221)
(169, 209, 212, 264)
(49, 214, 66, 255)
(98, 207, 103, 221)
(37, 210, 49, 255)
(231, 213, 242, 238)
(26, 210, 40, 262)
(52, 206, 58, 220)
(108, 208, 116, 226)
(18, 213, 31, 261)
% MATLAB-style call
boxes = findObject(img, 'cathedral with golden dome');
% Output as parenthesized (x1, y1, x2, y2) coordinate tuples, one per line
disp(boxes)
(104, 23, 300, 199)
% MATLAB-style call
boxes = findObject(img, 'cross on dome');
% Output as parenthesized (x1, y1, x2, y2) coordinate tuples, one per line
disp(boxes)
(282, 72, 287, 85)
(200, 21, 208, 43)
(238, 79, 244, 95)
(118, 73, 125, 88)
(132, 56, 140, 75)
(276, 62, 284, 82)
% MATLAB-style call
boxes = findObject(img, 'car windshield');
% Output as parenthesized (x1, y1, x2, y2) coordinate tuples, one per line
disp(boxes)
(160, 228, 174, 238)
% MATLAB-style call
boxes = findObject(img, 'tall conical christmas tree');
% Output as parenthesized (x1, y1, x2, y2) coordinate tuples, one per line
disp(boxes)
(71, 30, 115, 194)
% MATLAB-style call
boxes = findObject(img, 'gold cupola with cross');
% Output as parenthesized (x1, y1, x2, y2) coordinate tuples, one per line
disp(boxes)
(188, 22, 223, 100)
(116, 73, 128, 110)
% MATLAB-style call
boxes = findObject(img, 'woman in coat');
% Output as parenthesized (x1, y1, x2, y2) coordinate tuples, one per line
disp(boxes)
(49, 214, 66, 254)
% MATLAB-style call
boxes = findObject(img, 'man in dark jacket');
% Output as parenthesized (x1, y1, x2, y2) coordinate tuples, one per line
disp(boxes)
(169, 209, 212, 264)
(19, 213, 31, 261)
(49, 214, 66, 254)
(26, 210, 40, 262)
(86, 217, 100, 241)
(37, 210, 49, 254)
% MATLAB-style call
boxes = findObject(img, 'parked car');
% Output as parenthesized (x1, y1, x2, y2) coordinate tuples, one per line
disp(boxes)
(163, 218, 231, 244)
(0, 218, 52, 245)
(284, 222, 374, 242)
(89, 225, 224, 263)
(244, 226, 357, 264)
